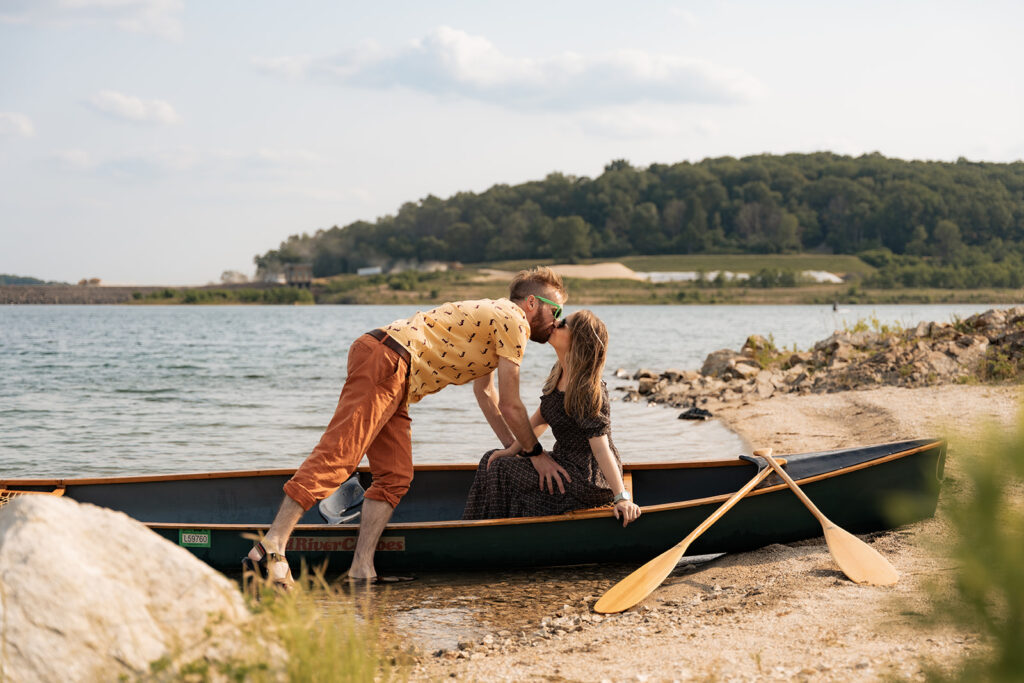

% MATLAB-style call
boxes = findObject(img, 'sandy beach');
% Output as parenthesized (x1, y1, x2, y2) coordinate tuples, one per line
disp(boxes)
(476, 262, 646, 282)
(412, 383, 1022, 681)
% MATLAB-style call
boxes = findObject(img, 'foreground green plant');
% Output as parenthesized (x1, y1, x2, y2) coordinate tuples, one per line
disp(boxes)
(253, 567, 408, 683)
(929, 408, 1024, 681)
(162, 566, 407, 682)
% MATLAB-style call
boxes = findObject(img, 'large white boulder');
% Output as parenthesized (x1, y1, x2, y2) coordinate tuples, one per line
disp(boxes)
(0, 494, 253, 682)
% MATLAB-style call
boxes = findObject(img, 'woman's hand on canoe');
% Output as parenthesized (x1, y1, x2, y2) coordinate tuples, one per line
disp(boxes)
(614, 499, 642, 527)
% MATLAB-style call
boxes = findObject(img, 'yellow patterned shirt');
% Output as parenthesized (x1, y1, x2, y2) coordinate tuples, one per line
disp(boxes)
(381, 298, 530, 404)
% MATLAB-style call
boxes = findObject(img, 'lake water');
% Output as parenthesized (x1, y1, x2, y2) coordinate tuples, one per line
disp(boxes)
(0, 302, 1010, 479)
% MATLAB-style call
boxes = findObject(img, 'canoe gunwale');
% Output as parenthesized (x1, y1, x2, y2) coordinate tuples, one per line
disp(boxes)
(0, 438, 941, 489)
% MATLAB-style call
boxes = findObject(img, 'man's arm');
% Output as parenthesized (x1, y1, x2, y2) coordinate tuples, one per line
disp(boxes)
(496, 358, 571, 493)
(494, 357, 540, 450)
(473, 374, 514, 448)
(487, 407, 549, 468)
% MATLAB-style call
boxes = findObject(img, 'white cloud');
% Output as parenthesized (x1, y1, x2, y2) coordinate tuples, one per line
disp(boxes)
(257, 26, 762, 111)
(0, 112, 35, 137)
(211, 147, 322, 166)
(268, 185, 373, 203)
(49, 146, 197, 177)
(50, 148, 94, 169)
(49, 145, 323, 178)
(579, 110, 686, 139)
(667, 7, 701, 29)
(251, 55, 315, 81)
(577, 108, 722, 140)
(0, 0, 183, 39)
(88, 90, 181, 125)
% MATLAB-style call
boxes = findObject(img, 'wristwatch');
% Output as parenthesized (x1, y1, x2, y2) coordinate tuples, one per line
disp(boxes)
(517, 442, 543, 458)
(612, 490, 631, 503)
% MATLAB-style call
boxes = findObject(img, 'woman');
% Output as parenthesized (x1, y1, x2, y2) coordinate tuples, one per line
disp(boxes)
(463, 310, 641, 526)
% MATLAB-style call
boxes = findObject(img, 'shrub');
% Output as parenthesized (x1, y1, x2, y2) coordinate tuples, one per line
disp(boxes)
(928, 408, 1024, 681)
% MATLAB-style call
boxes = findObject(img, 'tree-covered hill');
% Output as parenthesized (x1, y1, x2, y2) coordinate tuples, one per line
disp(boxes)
(255, 152, 1024, 287)
(0, 274, 65, 285)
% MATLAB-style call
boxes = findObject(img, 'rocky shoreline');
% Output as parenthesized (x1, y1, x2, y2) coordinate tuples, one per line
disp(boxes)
(619, 307, 1024, 416)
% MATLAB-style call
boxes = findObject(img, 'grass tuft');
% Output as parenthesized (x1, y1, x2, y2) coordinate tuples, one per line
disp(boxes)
(162, 563, 408, 682)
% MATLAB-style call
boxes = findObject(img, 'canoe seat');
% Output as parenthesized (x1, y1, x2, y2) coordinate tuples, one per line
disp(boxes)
(564, 471, 633, 516)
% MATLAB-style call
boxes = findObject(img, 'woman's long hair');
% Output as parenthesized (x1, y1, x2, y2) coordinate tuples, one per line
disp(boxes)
(542, 310, 608, 420)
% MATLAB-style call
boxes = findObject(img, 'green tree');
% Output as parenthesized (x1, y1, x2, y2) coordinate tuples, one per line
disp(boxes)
(549, 216, 592, 262)
(933, 219, 964, 263)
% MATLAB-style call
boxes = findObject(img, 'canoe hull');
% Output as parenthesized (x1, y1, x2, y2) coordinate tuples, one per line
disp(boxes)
(2, 439, 945, 573)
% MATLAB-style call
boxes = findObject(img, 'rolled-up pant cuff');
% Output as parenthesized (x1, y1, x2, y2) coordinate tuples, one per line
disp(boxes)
(364, 485, 403, 509)
(283, 480, 318, 512)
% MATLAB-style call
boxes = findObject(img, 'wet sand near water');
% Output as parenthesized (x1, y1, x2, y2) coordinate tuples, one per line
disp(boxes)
(344, 563, 665, 653)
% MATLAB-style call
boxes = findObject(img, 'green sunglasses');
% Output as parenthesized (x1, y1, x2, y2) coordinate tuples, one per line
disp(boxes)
(535, 295, 562, 319)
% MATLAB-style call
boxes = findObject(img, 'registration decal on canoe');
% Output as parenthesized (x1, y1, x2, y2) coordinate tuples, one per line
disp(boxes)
(287, 536, 405, 552)
(178, 529, 212, 548)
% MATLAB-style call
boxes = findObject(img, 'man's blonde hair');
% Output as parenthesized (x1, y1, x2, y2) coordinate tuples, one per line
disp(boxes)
(509, 266, 566, 302)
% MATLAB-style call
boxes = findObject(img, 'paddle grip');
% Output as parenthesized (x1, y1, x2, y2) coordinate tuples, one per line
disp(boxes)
(753, 448, 827, 521)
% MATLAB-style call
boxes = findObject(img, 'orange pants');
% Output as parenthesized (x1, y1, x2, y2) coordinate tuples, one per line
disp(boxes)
(283, 333, 412, 510)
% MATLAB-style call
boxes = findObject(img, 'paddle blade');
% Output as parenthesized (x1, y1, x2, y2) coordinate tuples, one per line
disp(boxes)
(823, 524, 899, 586)
(593, 544, 687, 614)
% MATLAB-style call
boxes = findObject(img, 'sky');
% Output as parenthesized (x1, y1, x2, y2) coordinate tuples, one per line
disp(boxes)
(1, 1, 1022, 285)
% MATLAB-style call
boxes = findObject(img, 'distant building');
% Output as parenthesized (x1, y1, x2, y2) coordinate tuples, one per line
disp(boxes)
(284, 263, 313, 288)
(357, 266, 383, 276)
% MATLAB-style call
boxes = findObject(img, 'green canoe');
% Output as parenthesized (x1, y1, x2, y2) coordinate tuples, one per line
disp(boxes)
(0, 438, 944, 573)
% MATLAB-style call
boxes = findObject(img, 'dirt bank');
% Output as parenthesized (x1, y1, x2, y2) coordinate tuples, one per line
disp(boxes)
(476, 262, 645, 282)
(412, 384, 1022, 682)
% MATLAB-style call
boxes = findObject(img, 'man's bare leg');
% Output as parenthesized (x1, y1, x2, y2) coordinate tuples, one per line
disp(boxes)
(263, 496, 305, 553)
(348, 498, 394, 579)
(244, 496, 305, 588)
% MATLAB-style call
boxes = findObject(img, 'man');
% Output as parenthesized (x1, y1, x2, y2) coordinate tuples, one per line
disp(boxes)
(245, 266, 568, 586)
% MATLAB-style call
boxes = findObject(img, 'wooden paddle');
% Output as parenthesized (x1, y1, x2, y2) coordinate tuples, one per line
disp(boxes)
(593, 453, 784, 614)
(752, 447, 899, 586)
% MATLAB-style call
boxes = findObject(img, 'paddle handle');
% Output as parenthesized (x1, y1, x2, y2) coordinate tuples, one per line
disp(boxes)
(752, 448, 830, 525)
(674, 454, 786, 550)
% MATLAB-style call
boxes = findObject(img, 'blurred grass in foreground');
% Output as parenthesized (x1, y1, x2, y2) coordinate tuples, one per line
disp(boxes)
(164, 565, 409, 682)
(928, 407, 1024, 681)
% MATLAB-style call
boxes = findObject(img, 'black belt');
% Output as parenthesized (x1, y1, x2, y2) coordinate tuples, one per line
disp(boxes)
(367, 328, 411, 363)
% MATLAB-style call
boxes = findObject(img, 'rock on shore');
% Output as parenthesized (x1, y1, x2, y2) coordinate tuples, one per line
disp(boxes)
(622, 307, 1024, 413)
(0, 495, 254, 681)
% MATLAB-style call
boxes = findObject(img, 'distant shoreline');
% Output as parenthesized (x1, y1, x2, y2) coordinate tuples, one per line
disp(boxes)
(0, 283, 307, 305)
(7, 258, 1024, 306)
(4, 282, 1024, 306)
